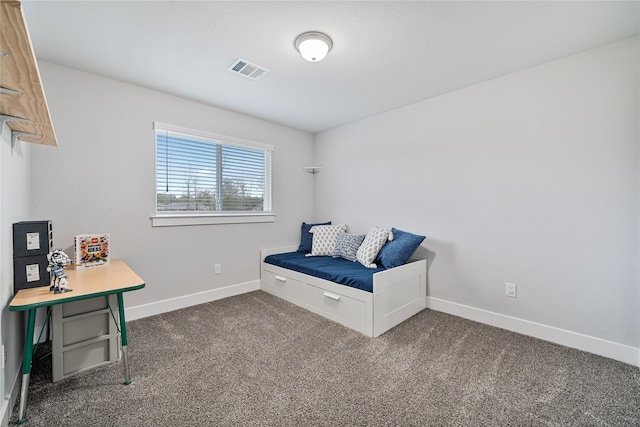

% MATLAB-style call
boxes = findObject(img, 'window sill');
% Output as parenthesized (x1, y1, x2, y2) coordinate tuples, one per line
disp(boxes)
(151, 213, 275, 227)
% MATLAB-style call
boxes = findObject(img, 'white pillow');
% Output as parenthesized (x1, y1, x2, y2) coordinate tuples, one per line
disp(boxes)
(307, 224, 347, 256)
(356, 227, 393, 268)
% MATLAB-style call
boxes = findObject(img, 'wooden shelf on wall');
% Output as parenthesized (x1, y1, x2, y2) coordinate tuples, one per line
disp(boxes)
(1, 0, 58, 146)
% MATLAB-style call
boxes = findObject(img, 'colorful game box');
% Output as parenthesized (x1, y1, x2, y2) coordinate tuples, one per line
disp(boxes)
(74, 234, 110, 268)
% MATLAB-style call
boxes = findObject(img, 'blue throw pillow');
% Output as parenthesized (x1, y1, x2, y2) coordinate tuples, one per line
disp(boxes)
(377, 228, 426, 269)
(297, 221, 331, 253)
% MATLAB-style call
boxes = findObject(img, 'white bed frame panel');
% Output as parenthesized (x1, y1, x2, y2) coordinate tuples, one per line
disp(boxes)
(261, 246, 427, 337)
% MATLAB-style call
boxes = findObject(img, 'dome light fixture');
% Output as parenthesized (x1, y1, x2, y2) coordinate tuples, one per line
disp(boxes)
(294, 31, 333, 62)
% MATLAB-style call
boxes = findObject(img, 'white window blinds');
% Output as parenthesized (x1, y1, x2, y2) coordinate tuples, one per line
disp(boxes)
(154, 122, 272, 215)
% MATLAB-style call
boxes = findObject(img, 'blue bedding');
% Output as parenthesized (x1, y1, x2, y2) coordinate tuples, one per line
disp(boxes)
(264, 251, 386, 293)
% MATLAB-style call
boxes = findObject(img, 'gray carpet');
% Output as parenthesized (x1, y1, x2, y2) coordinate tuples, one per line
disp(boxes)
(11, 291, 640, 426)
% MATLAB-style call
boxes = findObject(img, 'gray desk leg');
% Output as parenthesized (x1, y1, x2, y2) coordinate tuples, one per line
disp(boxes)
(117, 293, 131, 384)
(17, 309, 36, 424)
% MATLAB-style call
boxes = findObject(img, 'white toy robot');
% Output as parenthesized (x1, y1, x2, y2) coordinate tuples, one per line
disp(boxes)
(47, 249, 73, 294)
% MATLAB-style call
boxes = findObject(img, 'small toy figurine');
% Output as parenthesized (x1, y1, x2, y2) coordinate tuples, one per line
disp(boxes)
(47, 249, 73, 294)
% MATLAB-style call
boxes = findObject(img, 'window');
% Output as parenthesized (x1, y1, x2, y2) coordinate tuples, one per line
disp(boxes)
(152, 122, 273, 226)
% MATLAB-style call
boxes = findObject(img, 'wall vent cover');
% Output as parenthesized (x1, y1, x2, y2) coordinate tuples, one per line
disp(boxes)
(228, 58, 268, 80)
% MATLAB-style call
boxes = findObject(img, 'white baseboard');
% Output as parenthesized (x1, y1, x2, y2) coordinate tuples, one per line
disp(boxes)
(0, 397, 7, 427)
(125, 280, 260, 321)
(2, 366, 21, 427)
(427, 297, 640, 367)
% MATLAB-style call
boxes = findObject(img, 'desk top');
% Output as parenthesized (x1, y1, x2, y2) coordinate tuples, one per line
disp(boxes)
(9, 259, 145, 311)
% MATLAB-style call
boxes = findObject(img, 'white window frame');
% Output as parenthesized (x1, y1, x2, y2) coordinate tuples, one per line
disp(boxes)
(151, 122, 275, 227)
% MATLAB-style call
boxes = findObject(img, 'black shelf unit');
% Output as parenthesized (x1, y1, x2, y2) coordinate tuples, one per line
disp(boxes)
(13, 220, 52, 293)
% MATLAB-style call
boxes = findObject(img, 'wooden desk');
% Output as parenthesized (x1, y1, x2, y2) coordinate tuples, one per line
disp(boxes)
(9, 260, 145, 424)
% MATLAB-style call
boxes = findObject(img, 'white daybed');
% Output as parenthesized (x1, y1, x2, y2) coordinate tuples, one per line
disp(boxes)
(260, 245, 427, 337)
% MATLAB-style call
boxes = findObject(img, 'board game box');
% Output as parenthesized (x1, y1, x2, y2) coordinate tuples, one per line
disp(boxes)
(74, 234, 110, 268)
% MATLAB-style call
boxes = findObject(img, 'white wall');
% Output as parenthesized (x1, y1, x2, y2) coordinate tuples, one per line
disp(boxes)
(314, 37, 639, 364)
(0, 125, 32, 425)
(30, 62, 315, 316)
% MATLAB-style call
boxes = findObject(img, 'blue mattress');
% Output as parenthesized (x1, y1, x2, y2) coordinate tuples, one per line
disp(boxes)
(263, 251, 386, 293)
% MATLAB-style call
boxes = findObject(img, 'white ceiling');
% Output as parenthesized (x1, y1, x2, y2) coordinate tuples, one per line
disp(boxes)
(21, 1, 639, 134)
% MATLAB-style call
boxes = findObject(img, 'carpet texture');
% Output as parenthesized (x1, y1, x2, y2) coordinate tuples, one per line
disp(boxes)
(11, 291, 640, 426)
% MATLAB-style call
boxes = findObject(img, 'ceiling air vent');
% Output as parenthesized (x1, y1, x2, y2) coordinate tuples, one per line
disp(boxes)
(228, 58, 269, 80)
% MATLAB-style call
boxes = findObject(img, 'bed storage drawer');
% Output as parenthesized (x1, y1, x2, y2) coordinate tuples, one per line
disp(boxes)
(261, 248, 426, 338)
(304, 283, 368, 329)
(262, 269, 303, 304)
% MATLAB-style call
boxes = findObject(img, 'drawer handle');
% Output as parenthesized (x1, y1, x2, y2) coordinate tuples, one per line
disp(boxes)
(274, 275, 287, 282)
(323, 291, 341, 301)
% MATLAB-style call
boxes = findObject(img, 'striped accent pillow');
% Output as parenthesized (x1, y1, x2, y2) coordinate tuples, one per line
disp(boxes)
(332, 233, 366, 262)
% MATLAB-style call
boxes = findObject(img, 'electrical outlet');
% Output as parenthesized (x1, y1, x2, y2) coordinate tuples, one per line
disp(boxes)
(505, 282, 517, 298)
(214, 264, 221, 275)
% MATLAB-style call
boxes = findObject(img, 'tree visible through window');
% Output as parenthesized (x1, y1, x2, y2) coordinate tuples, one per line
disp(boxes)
(155, 123, 272, 214)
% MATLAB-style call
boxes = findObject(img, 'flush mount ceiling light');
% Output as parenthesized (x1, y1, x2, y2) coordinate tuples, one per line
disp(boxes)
(294, 31, 333, 62)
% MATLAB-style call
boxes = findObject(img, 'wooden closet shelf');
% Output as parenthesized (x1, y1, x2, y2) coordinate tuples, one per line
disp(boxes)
(0, 0, 58, 146)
